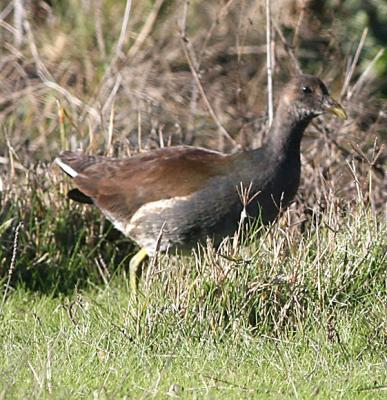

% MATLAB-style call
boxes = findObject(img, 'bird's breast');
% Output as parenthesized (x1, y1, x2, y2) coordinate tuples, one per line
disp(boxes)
(242, 155, 301, 223)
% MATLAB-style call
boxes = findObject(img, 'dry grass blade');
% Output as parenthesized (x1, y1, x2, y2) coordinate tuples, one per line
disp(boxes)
(179, 1, 238, 149)
(265, 0, 274, 127)
(1, 221, 23, 311)
(341, 28, 368, 99)
(273, 21, 302, 75)
(350, 48, 386, 98)
(127, 0, 164, 61)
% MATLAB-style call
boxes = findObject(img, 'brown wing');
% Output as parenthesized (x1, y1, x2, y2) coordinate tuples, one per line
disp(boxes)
(58, 146, 232, 221)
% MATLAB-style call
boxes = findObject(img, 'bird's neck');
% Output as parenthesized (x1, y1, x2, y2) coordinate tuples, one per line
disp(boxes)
(266, 106, 312, 158)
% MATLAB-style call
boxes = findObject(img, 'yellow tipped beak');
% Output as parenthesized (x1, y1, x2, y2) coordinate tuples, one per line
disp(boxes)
(327, 104, 348, 120)
(324, 97, 348, 120)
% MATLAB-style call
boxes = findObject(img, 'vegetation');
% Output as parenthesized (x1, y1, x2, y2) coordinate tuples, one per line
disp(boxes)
(0, 1, 386, 398)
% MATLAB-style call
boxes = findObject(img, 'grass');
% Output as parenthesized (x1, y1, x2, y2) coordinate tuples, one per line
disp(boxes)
(0, 276, 385, 399)
(0, 192, 386, 398)
(0, 290, 384, 399)
(1, 1, 386, 398)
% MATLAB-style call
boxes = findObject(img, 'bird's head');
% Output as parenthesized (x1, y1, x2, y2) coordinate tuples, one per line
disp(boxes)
(280, 74, 347, 121)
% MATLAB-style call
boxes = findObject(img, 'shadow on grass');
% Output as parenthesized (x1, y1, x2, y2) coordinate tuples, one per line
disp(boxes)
(0, 195, 136, 295)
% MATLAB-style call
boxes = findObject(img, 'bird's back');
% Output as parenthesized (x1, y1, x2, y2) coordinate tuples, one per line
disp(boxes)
(56, 145, 300, 253)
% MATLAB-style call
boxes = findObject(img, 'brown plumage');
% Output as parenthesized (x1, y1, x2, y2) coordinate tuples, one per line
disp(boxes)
(62, 147, 230, 219)
(55, 74, 347, 288)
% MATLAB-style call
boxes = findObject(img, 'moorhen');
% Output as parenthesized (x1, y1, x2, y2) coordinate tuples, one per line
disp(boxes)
(55, 74, 347, 291)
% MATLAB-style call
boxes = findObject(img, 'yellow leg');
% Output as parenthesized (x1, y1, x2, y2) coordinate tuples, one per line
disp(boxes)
(129, 248, 148, 295)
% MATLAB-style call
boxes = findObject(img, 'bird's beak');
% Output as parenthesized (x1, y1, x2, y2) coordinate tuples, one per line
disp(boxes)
(323, 96, 348, 120)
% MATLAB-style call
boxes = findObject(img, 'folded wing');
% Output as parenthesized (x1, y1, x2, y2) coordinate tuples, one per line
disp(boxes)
(56, 146, 231, 223)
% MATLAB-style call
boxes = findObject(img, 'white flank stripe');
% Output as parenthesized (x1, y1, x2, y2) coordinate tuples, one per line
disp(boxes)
(54, 157, 78, 178)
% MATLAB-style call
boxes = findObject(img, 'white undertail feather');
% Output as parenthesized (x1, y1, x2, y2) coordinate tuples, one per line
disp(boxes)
(54, 157, 78, 178)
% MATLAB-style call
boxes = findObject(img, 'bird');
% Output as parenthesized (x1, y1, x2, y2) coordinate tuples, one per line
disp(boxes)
(55, 74, 347, 292)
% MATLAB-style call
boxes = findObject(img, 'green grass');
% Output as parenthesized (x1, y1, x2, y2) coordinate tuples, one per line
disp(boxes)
(0, 195, 386, 399)
(0, 286, 385, 399)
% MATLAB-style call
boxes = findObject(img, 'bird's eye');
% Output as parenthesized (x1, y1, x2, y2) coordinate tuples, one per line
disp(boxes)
(302, 86, 312, 94)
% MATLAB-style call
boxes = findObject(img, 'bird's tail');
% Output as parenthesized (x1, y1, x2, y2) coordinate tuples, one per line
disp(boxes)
(54, 151, 106, 204)
(54, 151, 106, 177)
